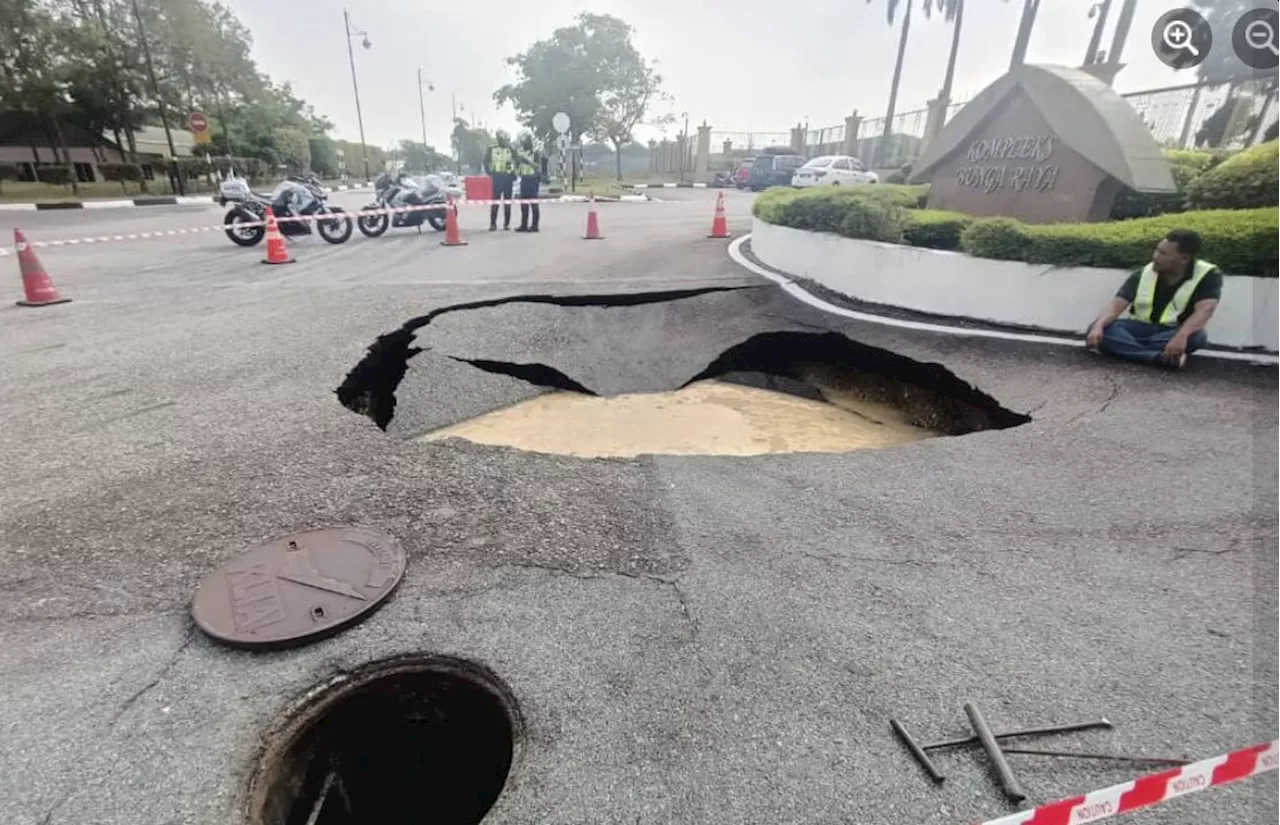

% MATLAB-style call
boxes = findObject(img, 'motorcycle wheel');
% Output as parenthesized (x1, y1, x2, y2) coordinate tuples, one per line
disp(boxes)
(317, 207, 354, 244)
(426, 210, 447, 231)
(358, 211, 390, 238)
(224, 211, 265, 247)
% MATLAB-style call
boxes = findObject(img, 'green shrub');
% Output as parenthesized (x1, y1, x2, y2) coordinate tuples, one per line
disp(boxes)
(751, 184, 926, 229)
(99, 163, 143, 182)
(1022, 207, 1277, 276)
(883, 163, 912, 184)
(851, 183, 929, 209)
(1185, 140, 1278, 210)
(837, 200, 908, 243)
(1110, 148, 1215, 219)
(753, 184, 1277, 276)
(959, 218, 1032, 261)
(903, 209, 972, 250)
(35, 165, 73, 186)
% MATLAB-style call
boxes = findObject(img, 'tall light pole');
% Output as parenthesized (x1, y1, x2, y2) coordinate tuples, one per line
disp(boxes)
(1084, 0, 1113, 65)
(343, 9, 372, 182)
(417, 68, 434, 171)
(679, 111, 690, 184)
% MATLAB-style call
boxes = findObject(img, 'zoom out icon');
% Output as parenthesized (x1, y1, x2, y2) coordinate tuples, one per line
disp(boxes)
(1233, 7, 1280, 71)
(1152, 8, 1212, 70)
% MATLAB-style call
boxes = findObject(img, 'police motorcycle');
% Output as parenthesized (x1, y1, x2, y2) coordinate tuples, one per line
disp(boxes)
(221, 171, 354, 247)
(356, 171, 449, 237)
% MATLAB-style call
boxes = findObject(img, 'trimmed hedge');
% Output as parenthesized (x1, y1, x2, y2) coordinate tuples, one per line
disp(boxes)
(903, 209, 972, 250)
(752, 183, 927, 228)
(961, 208, 1278, 277)
(1109, 148, 1216, 220)
(1185, 140, 1279, 211)
(753, 185, 1278, 276)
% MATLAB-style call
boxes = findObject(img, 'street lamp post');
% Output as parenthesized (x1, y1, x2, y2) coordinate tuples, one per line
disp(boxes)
(678, 112, 690, 184)
(343, 9, 372, 183)
(417, 68, 434, 171)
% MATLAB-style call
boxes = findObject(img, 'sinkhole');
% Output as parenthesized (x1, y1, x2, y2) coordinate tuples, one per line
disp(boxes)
(335, 289, 1031, 457)
(247, 657, 519, 825)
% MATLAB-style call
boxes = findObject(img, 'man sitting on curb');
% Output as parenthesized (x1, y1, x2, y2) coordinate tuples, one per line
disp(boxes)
(1085, 229, 1222, 369)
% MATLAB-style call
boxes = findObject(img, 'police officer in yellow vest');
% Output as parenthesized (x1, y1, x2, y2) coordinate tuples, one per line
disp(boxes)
(483, 130, 516, 231)
(514, 133, 541, 233)
(1086, 230, 1222, 368)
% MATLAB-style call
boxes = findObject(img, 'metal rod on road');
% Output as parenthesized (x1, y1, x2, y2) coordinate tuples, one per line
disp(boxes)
(891, 719, 946, 784)
(965, 701, 1026, 804)
(1002, 747, 1190, 766)
(924, 718, 1114, 751)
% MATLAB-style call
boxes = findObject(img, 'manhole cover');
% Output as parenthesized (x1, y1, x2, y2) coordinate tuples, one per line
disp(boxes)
(192, 526, 407, 649)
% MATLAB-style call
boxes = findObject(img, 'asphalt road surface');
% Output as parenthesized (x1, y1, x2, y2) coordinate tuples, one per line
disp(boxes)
(0, 188, 1275, 825)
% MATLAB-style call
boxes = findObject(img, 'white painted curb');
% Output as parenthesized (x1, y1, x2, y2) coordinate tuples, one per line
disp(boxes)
(727, 234, 1277, 365)
(83, 199, 137, 209)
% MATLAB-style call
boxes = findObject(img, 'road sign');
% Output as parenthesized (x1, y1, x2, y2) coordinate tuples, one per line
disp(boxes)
(194, 131, 212, 145)
(188, 112, 209, 133)
(556, 134, 570, 151)
(552, 112, 570, 134)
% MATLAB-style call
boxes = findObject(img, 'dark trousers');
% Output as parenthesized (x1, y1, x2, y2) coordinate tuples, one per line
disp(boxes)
(518, 175, 540, 229)
(489, 173, 514, 228)
(1098, 319, 1208, 364)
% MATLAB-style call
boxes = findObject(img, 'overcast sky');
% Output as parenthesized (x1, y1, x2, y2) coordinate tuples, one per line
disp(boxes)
(223, 0, 1260, 150)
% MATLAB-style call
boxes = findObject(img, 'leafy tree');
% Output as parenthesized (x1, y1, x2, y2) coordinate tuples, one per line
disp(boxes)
(494, 13, 667, 178)
(309, 136, 339, 177)
(450, 118, 490, 173)
(394, 140, 450, 173)
(1191, 0, 1279, 82)
(0, 0, 82, 191)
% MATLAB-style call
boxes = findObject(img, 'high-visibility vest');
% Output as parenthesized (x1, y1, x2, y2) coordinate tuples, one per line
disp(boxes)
(1122, 259, 1216, 326)
(517, 152, 537, 176)
(489, 145, 513, 173)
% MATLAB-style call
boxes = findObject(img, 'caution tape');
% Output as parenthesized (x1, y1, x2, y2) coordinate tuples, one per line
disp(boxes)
(979, 740, 1277, 825)
(0, 195, 643, 256)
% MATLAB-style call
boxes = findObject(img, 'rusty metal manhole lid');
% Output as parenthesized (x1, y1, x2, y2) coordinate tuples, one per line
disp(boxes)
(191, 526, 407, 650)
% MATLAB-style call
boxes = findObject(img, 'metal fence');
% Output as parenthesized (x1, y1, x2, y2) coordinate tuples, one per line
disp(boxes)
(1121, 76, 1278, 151)
(711, 132, 792, 154)
(688, 75, 1276, 180)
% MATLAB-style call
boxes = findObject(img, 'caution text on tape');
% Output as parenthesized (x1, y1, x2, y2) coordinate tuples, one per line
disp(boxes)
(980, 740, 1277, 825)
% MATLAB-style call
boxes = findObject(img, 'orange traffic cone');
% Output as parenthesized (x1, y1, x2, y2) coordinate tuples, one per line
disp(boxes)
(439, 196, 468, 247)
(13, 229, 71, 308)
(583, 193, 603, 240)
(707, 191, 730, 239)
(261, 207, 295, 265)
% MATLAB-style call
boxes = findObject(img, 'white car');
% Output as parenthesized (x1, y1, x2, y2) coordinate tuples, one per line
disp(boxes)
(791, 155, 879, 187)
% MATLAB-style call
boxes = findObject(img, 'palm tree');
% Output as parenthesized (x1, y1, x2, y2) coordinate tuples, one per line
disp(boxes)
(927, 0, 964, 107)
(868, 0, 915, 165)
(1009, 0, 1042, 71)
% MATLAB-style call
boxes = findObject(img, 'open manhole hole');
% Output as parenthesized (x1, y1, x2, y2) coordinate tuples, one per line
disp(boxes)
(248, 657, 520, 825)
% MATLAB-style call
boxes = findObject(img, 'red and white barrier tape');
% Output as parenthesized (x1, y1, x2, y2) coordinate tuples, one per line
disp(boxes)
(979, 740, 1277, 825)
(0, 196, 638, 256)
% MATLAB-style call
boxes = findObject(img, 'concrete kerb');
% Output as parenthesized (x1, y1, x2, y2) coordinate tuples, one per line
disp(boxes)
(727, 234, 1279, 366)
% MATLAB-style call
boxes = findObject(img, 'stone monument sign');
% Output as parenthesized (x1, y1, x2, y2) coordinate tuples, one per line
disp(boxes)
(910, 64, 1175, 223)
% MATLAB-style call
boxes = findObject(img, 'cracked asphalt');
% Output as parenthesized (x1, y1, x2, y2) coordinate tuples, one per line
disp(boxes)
(1, 188, 1276, 825)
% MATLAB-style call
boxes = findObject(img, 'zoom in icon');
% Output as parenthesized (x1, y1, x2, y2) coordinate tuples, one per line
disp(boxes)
(1233, 7, 1280, 70)
(1152, 8, 1212, 70)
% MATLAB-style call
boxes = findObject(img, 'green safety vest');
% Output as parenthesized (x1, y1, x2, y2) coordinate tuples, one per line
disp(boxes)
(1122, 259, 1217, 326)
(517, 152, 537, 176)
(490, 145, 513, 173)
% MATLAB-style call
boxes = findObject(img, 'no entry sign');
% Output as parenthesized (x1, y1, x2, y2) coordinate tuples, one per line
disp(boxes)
(188, 112, 209, 133)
